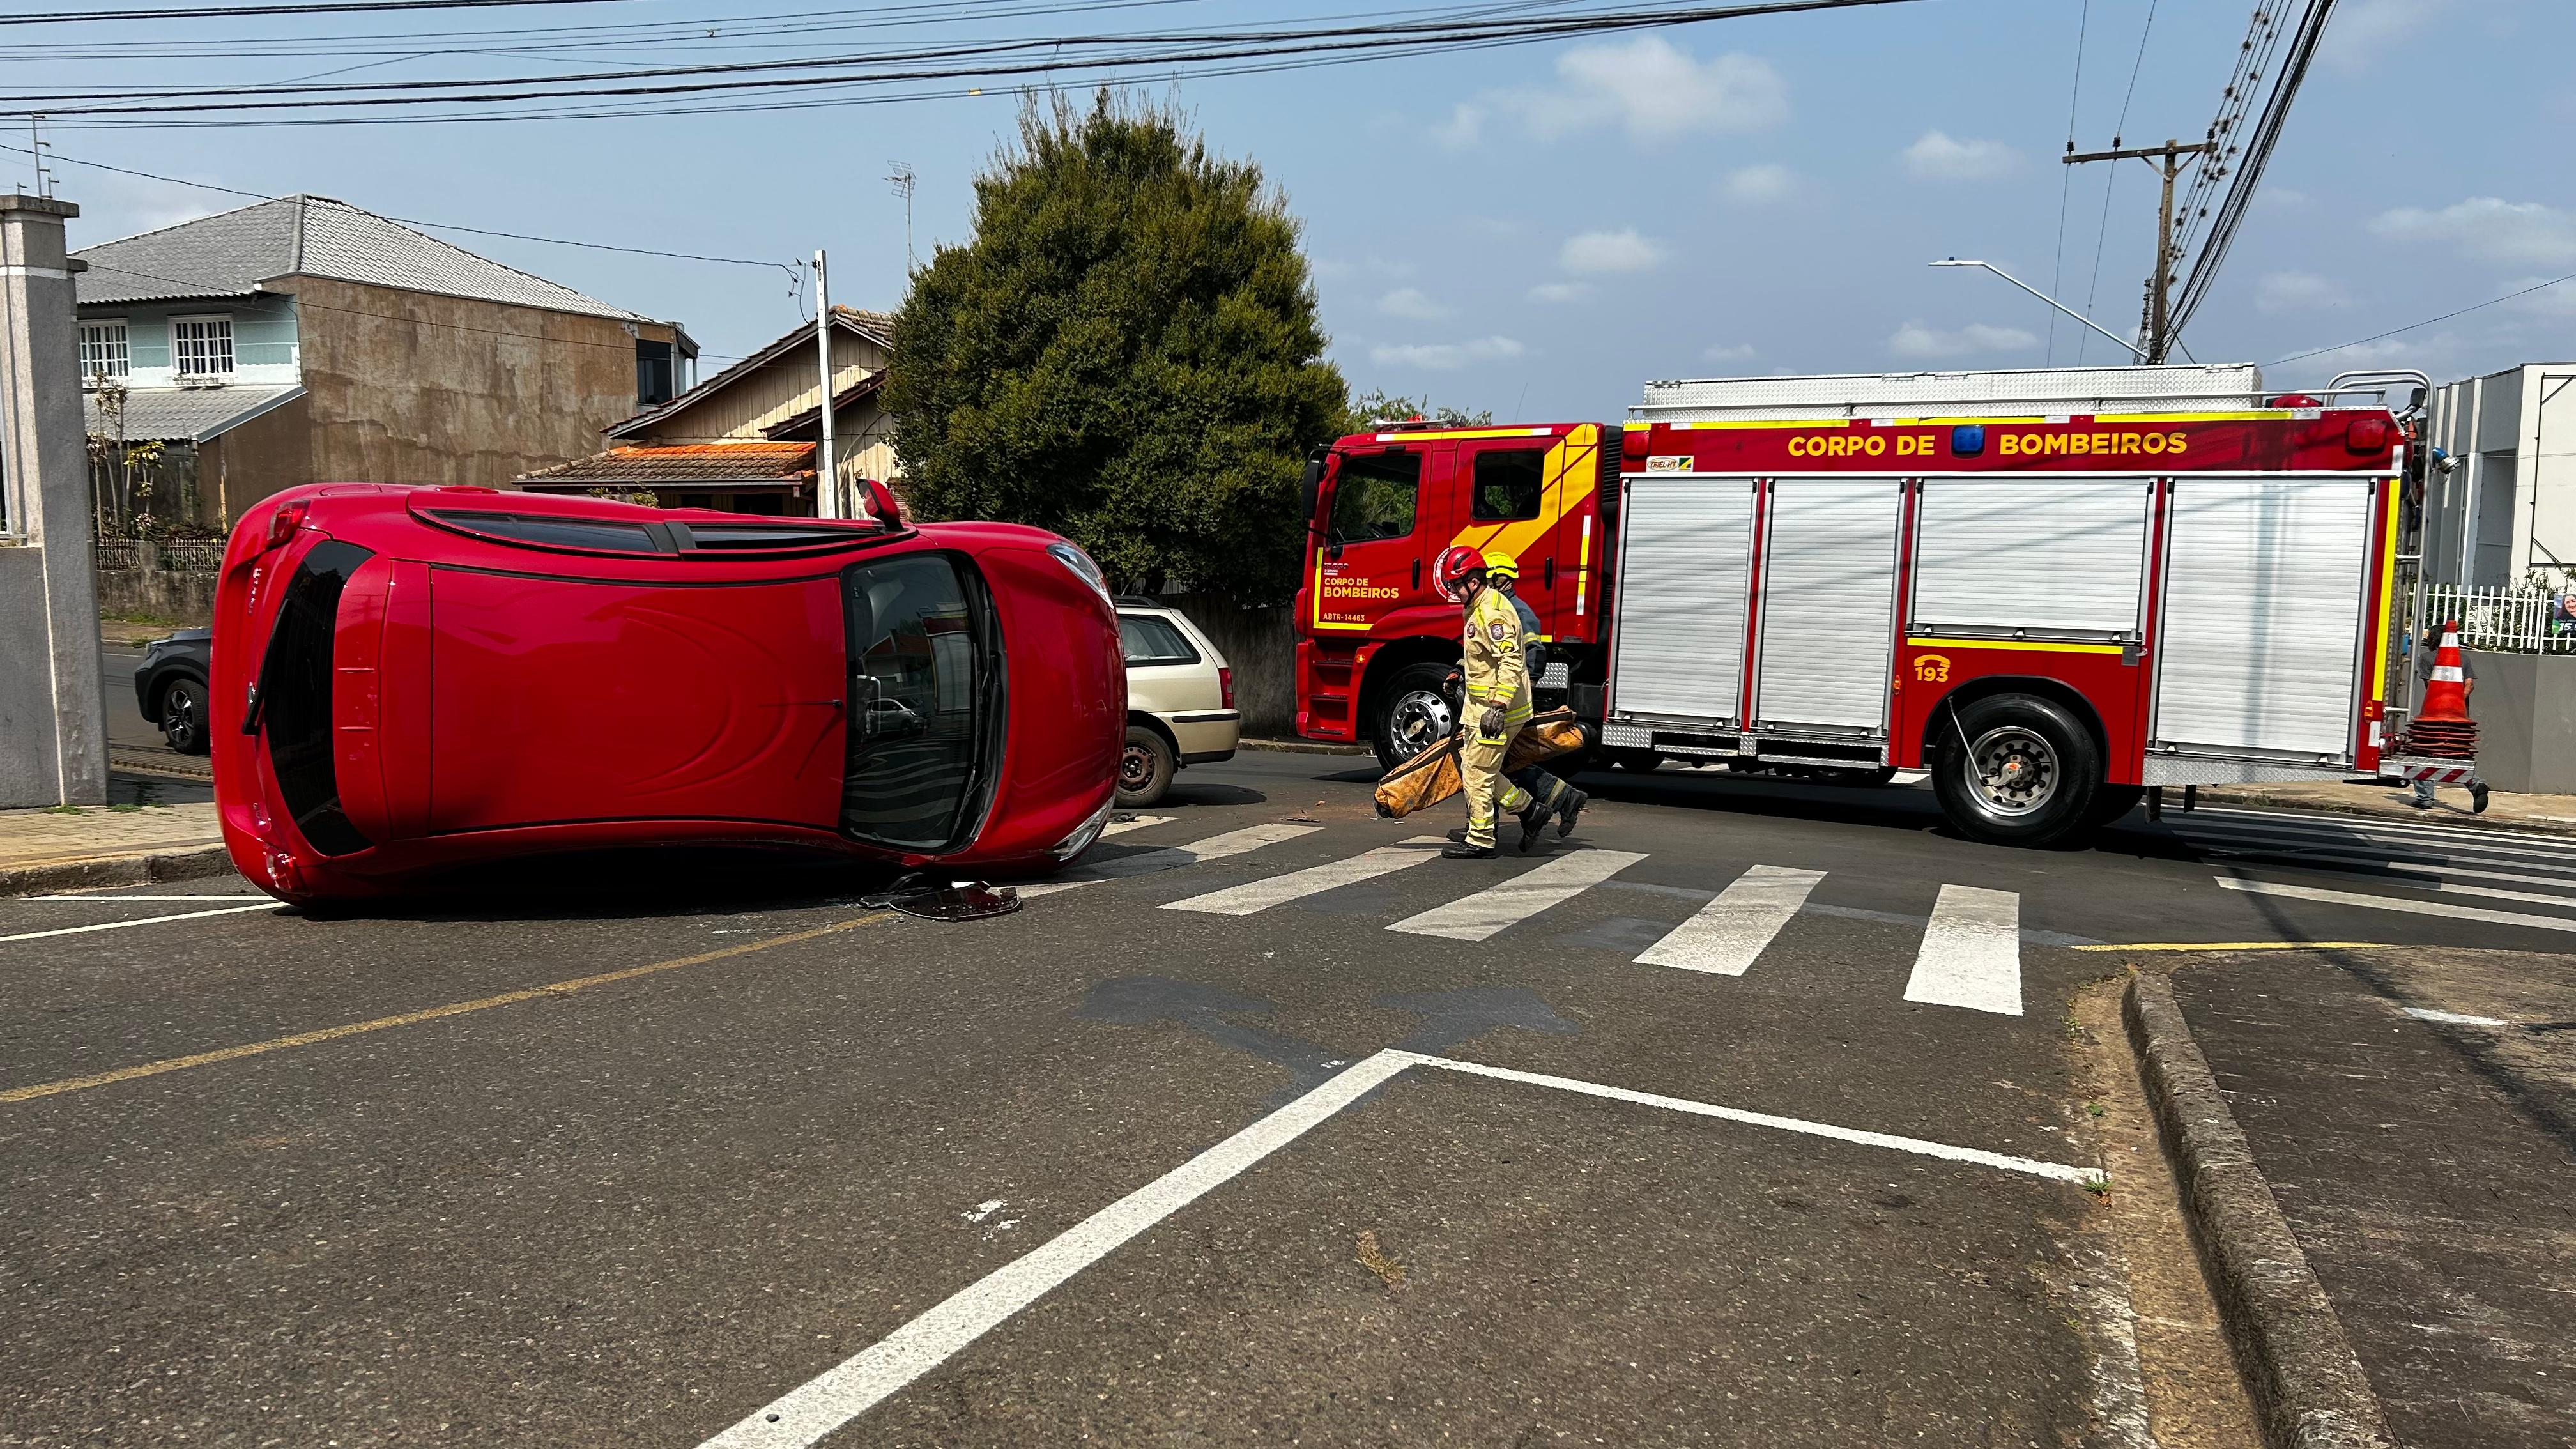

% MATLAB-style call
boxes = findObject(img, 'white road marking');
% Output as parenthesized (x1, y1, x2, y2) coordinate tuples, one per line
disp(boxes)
(1413, 1055, 2101, 1184)
(1100, 815, 1173, 838)
(2201, 848, 2576, 891)
(1903, 884, 2023, 1016)
(30, 894, 262, 901)
(1387, 849, 1646, 942)
(1635, 864, 1824, 976)
(1018, 823, 1321, 897)
(1160, 836, 1444, 916)
(0, 903, 276, 944)
(2217, 877, 2576, 933)
(2402, 1007, 2510, 1028)
(698, 1047, 2099, 1448)
(2189, 802, 2576, 845)
(2179, 810, 2576, 861)
(696, 1050, 1418, 1448)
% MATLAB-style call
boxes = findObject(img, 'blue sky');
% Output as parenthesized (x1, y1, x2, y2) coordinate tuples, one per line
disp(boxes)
(28, 0, 2572, 419)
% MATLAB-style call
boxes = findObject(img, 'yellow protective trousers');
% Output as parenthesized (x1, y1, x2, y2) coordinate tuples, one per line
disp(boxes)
(1461, 719, 1532, 848)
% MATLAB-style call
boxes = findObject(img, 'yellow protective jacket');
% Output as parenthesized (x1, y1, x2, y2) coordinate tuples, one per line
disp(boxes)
(1463, 587, 1534, 727)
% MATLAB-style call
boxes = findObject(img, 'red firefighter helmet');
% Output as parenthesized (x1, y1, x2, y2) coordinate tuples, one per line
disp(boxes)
(1433, 544, 1487, 603)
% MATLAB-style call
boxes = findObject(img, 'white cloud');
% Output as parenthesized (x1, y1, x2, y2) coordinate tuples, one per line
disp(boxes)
(1721, 164, 1796, 204)
(1528, 281, 1594, 305)
(2320, 0, 2461, 73)
(1560, 228, 1669, 275)
(1887, 319, 2040, 360)
(1901, 131, 2020, 181)
(1376, 287, 1451, 321)
(1432, 102, 1485, 151)
(1524, 36, 1788, 142)
(2370, 197, 2576, 268)
(1369, 337, 1528, 371)
(2256, 270, 2345, 314)
(1703, 342, 1758, 364)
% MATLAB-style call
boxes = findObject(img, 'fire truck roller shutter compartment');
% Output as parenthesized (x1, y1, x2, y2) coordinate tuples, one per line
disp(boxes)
(2153, 476, 2372, 767)
(1911, 480, 2151, 638)
(1609, 475, 1756, 724)
(1755, 479, 1904, 735)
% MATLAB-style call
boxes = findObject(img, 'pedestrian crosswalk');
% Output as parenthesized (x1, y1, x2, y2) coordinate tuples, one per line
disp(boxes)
(1061, 824, 2031, 1016)
(2168, 805, 2576, 935)
(1635, 864, 1823, 976)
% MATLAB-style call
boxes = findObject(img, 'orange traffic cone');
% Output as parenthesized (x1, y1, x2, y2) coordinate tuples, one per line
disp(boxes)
(2401, 620, 2478, 760)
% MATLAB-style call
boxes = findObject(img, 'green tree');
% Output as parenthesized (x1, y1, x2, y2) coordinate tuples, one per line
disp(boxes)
(887, 91, 1347, 601)
(1338, 389, 1492, 436)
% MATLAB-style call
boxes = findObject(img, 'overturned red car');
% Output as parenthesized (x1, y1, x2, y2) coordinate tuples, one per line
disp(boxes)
(211, 483, 1124, 903)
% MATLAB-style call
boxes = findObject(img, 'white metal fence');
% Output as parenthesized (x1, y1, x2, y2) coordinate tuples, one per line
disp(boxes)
(2423, 583, 2576, 654)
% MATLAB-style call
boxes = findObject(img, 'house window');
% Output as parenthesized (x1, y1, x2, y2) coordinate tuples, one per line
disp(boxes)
(79, 319, 129, 379)
(172, 316, 234, 376)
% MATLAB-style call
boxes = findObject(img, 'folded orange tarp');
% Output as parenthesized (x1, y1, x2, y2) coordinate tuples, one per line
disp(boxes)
(1372, 708, 1588, 819)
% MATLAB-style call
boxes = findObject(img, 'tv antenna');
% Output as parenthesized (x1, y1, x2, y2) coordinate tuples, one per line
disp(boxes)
(887, 162, 916, 272)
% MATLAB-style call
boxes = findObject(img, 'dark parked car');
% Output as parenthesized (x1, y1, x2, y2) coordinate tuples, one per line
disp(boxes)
(134, 627, 212, 755)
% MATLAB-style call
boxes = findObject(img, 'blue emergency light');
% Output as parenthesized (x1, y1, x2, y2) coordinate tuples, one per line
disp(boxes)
(1949, 424, 1985, 457)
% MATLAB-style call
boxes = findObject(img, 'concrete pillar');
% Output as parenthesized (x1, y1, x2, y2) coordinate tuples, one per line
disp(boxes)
(0, 194, 108, 807)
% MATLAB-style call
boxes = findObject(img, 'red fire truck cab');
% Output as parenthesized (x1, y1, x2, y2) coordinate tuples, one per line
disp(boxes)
(1294, 365, 2427, 847)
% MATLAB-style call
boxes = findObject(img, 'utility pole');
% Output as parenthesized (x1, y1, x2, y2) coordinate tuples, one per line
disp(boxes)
(2062, 136, 2213, 363)
(813, 249, 838, 520)
(887, 162, 916, 272)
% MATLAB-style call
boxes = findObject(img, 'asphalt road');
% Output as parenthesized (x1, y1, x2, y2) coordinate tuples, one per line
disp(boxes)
(3, 750, 2564, 1446)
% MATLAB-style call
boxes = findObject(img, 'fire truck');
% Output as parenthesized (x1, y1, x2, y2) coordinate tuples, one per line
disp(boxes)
(1292, 364, 2458, 847)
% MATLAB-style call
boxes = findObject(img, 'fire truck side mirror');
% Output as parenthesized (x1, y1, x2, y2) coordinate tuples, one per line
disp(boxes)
(1300, 453, 1328, 530)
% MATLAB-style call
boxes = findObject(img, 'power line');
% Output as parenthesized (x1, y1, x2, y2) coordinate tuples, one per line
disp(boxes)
(2073, 0, 2156, 364)
(2044, 0, 2089, 365)
(1, 0, 1924, 119)
(0, 0, 631, 29)
(2166, 0, 2334, 342)
(0, 139, 801, 275)
(2267, 270, 2576, 370)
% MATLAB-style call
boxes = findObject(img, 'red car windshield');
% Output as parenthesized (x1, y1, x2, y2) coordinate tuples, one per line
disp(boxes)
(840, 555, 1002, 850)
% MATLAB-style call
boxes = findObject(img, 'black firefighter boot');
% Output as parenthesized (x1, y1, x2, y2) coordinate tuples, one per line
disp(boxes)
(1554, 785, 1588, 837)
(1442, 838, 1498, 859)
(1516, 796, 1552, 854)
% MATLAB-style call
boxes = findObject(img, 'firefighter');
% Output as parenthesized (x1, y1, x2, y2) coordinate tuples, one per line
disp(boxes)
(1432, 546, 1549, 857)
(1483, 555, 1586, 843)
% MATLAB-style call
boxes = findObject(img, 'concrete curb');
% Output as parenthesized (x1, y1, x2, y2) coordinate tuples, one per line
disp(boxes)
(1238, 737, 1372, 756)
(0, 844, 238, 898)
(2122, 972, 2393, 1449)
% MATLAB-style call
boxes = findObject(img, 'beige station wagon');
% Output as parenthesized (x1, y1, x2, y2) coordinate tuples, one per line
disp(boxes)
(1117, 600, 1239, 806)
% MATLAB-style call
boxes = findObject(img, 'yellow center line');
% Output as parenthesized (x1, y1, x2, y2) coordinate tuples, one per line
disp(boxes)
(1, 912, 891, 1106)
(2066, 941, 2389, 953)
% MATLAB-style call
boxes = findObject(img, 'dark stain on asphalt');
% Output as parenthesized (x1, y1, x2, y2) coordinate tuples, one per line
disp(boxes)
(1076, 977, 1346, 1092)
(1377, 986, 1579, 1056)
(1076, 977, 1583, 1105)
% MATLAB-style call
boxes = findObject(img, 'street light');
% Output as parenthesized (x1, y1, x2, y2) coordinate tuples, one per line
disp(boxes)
(1928, 258, 2147, 362)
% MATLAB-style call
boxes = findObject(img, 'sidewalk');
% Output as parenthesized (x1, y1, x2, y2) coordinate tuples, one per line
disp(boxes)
(2197, 778, 2576, 836)
(0, 798, 233, 894)
(2170, 948, 2576, 1448)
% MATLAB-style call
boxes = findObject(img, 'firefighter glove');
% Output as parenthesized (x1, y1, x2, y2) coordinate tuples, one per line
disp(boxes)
(1477, 704, 1506, 737)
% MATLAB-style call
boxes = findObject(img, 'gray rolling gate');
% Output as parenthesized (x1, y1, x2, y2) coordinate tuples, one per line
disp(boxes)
(1603, 470, 2387, 783)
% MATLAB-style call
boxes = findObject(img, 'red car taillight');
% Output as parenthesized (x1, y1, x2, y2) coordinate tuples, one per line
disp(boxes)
(264, 499, 309, 551)
(1219, 666, 1236, 710)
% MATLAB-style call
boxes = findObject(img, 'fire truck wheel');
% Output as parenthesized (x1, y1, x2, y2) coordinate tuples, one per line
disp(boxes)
(1374, 663, 1459, 772)
(1610, 749, 1665, 772)
(2083, 784, 2145, 828)
(1932, 694, 2103, 848)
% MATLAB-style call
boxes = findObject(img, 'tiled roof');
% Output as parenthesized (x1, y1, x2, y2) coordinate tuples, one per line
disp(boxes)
(516, 442, 816, 489)
(608, 307, 893, 440)
(74, 195, 654, 321)
(83, 384, 305, 443)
